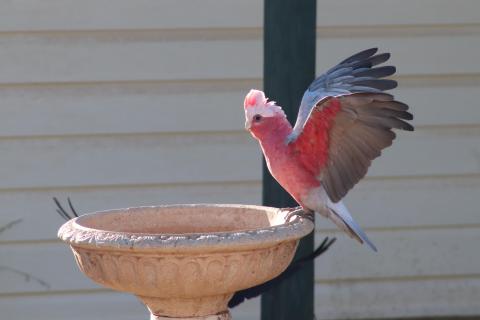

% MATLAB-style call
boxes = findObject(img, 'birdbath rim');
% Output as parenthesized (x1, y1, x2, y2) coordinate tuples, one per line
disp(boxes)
(58, 203, 313, 253)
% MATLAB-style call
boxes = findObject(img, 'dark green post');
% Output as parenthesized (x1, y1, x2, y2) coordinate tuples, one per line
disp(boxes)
(261, 0, 316, 319)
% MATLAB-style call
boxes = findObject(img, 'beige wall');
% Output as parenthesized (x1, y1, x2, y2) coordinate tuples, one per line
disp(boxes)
(0, 1, 479, 319)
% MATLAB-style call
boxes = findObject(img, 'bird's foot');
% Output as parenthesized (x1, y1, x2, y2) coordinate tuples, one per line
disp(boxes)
(282, 207, 314, 223)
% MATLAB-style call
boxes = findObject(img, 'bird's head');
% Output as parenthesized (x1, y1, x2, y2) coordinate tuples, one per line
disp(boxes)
(243, 89, 286, 138)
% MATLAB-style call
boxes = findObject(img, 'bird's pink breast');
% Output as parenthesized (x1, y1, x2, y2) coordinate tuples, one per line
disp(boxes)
(265, 144, 320, 205)
(255, 117, 320, 205)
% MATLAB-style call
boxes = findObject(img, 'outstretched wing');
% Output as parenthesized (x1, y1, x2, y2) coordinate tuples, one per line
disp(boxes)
(290, 93, 413, 203)
(288, 48, 397, 143)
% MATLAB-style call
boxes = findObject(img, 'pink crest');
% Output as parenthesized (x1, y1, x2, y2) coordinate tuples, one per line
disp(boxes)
(244, 89, 266, 108)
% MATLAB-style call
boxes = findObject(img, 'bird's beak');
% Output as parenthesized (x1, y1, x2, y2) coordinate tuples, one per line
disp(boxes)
(245, 121, 251, 130)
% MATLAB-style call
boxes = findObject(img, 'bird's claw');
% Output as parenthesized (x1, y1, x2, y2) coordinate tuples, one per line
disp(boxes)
(282, 207, 314, 223)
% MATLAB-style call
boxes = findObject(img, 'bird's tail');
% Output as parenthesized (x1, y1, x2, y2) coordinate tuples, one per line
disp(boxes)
(325, 200, 377, 252)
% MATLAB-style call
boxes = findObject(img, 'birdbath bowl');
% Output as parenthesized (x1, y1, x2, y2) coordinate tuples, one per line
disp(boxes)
(58, 204, 313, 319)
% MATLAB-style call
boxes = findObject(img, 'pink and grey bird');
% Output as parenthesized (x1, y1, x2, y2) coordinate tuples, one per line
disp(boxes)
(244, 48, 413, 251)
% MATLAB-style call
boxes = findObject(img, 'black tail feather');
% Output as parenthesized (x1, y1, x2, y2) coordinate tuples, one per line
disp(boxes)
(54, 197, 80, 220)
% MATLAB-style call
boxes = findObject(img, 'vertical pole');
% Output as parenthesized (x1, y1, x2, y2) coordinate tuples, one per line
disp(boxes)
(262, 1, 316, 320)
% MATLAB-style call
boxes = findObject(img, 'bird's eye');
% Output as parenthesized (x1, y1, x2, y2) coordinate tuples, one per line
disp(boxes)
(253, 114, 263, 122)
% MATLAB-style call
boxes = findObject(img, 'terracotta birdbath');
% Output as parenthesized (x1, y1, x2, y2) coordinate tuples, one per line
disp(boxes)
(58, 204, 313, 319)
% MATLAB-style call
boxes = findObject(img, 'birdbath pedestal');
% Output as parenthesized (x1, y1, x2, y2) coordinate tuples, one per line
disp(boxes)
(58, 204, 313, 319)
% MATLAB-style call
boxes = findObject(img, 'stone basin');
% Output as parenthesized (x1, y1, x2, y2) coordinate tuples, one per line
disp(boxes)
(58, 204, 314, 319)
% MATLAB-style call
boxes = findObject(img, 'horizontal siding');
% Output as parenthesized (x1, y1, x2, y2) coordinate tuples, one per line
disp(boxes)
(313, 228, 480, 280)
(0, 80, 256, 137)
(315, 33, 480, 76)
(0, 30, 478, 84)
(368, 127, 480, 177)
(341, 175, 480, 229)
(1, 279, 478, 320)
(1, 243, 87, 293)
(0, 0, 264, 32)
(1, 127, 479, 190)
(315, 277, 480, 319)
(2, 228, 479, 294)
(1, 175, 480, 242)
(0, 76, 478, 138)
(0, 292, 148, 320)
(0, 34, 260, 83)
(0, 0, 477, 32)
(398, 76, 480, 127)
(0, 133, 259, 189)
(316, 0, 480, 27)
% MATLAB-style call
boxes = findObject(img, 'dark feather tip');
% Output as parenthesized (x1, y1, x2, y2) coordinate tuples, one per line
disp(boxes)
(403, 122, 415, 131)
(54, 197, 80, 221)
(353, 65, 396, 78)
(353, 79, 397, 91)
(340, 48, 378, 64)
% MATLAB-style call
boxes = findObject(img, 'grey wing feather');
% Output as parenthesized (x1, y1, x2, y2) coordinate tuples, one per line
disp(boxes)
(287, 48, 397, 143)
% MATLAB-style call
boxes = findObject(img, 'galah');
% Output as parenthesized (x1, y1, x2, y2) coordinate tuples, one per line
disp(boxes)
(244, 48, 413, 251)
